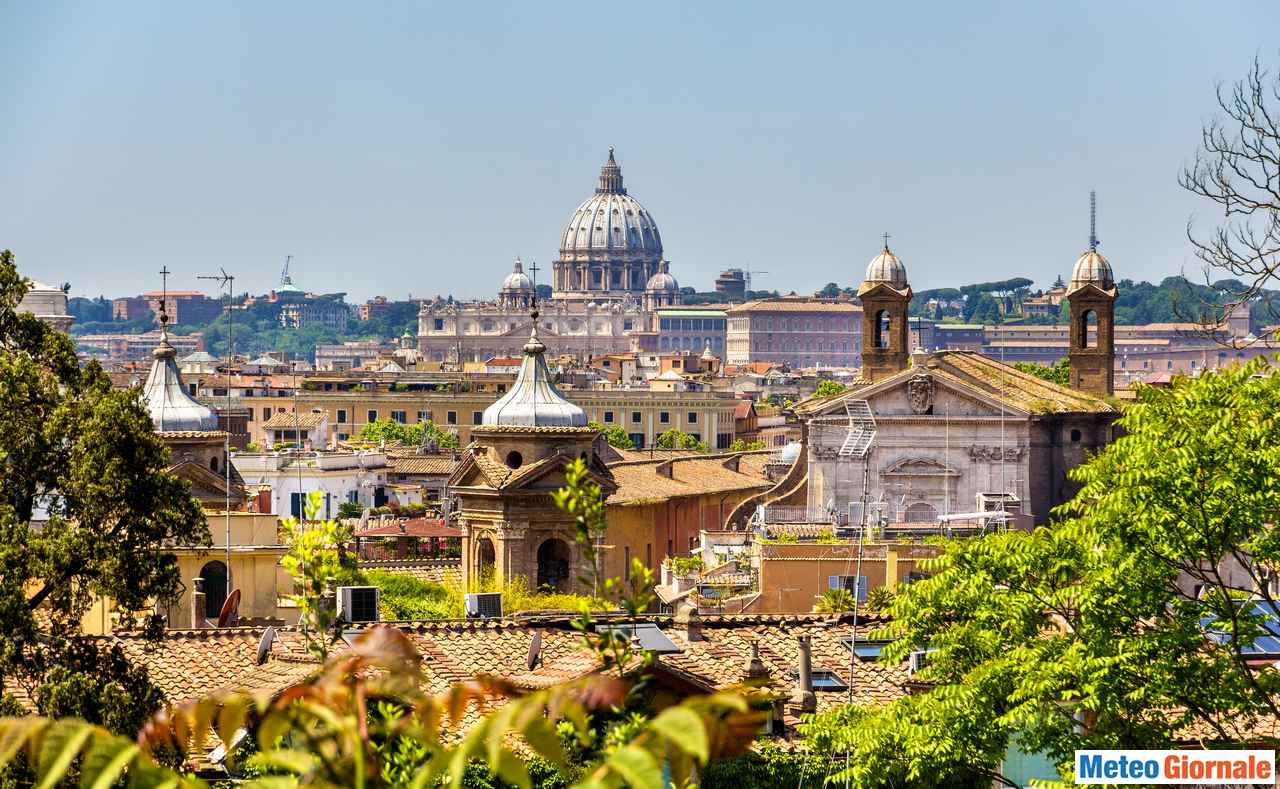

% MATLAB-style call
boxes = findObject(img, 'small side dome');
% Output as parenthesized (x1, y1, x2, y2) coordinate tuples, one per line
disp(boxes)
(864, 245, 907, 290)
(776, 441, 802, 465)
(646, 260, 679, 292)
(1069, 249, 1114, 291)
(501, 258, 534, 292)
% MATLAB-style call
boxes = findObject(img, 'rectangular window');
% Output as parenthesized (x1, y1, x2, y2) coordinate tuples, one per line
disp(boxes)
(789, 668, 848, 691)
(367, 410, 378, 423)
(629, 433, 645, 448)
(659, 411, 670, 424)
(472, 411, 483, 425)
(433, 319, 444, 330)
(646, 543, 652, 568)
(263, 407, 271, 421)
(247, 409, 253, 422)
(417, 410, 429, 423)
(687, 411, 697, 424)
(631, 411, 642, 423)
(828, 575, 868, 602)
(337, 409, 347, 424)
(290, 492, 303, 518)
(624, 546, 631, 580)
(447, 411, 457, 425)
(391, 410, 406, 424)
(660, 318, 670, 330)
(338, 433, 349, 441)
(604, 411, 615, 423)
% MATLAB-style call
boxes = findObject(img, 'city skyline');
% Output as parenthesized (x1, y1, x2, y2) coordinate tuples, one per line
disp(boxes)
(4, 2, 1279, 301)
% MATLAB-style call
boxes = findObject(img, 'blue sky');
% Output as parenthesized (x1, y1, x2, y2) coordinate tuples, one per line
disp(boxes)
(2, 1, 1278, 302)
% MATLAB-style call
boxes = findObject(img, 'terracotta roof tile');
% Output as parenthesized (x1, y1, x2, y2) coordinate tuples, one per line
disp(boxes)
(606, 453, 773, 506)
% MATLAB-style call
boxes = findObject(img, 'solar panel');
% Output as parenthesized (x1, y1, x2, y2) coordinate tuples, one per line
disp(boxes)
(595, 623, 682, 654)
(1200, 601, 1280, 656)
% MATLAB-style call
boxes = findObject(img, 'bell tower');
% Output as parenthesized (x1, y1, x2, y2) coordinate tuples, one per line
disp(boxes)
(858, 236, 912, 381)
(1066, 192, 1116, 396)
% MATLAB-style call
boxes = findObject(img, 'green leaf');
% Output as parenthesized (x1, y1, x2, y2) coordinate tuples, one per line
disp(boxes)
(79, 736, 140, 789)
(520, 715, 567, 767)
(0, 717, 49, 768)
(649, 707, 708, 763)
(493, 748, 532, 789)
(246, 747, 316, 774)
(35, 719, 93, 789)
(603, 744, 663, 789)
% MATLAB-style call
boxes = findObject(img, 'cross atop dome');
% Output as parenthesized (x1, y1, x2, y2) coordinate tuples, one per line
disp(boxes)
(596, 146, 626, 195)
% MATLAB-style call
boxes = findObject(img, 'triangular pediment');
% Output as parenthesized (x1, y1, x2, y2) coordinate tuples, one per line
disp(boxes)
(169, 460, 246, 504)
(805, 369, 1030, 420)
(1065, 282, 1117, 300)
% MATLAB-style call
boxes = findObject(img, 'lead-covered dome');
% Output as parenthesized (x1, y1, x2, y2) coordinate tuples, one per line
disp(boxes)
(645, 260, 679, 292)
(864, 245, 908, 290)
(559, 148, 663, 259)
(1069, 249, 1114, 291)
(502, 258, 534, 292)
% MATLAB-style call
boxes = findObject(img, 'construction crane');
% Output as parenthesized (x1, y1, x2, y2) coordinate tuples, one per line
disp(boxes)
(279, 254, 293, 287)
(744, 269, 769, 293)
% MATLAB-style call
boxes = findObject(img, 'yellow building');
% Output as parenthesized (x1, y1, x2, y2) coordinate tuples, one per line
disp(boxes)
(161, 511, 297, 629)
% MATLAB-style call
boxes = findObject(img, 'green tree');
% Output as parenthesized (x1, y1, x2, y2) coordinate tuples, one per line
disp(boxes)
(812, 587, 857, 614)
(814, 379, 846, 399)
(0, 250, 208, 734)
(356, 417, 457, 448)
(816, 282, 842, 299)
(280, 491, 360, 659)
(587, 420, 634, 450)
(654, 428, 709, 453)
(807, 358, 1280, 785)
(728, 438, 765, 452)
(1013, 358, 1070, 385)
(0, 458, 769, 788)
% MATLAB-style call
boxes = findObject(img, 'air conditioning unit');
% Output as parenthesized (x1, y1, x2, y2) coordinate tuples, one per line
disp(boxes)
(337, 586, 380, 624)
(465, 592, 503, 619)
(908, 649, 930, 676)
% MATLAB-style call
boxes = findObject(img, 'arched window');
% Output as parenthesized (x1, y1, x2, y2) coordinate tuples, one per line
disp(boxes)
(874, 310, 891, 349)
(536, 538, 572, 591)
(199, 560, 228, 619)
(477, 537, 497, 581)
(210, 455, 219, 473)
(1079, 310, 1097, 348)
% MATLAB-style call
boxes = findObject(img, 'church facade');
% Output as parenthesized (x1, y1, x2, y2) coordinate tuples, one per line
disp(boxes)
(787, 238, 1121, 527)
(418, 150, 681, 364)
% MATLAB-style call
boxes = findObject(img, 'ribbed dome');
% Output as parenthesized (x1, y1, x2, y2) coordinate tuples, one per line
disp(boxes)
(559, 148, 662, 259)
(502, 258, 534, 292)
(1069, 249, 1114, 291)
(142, 328, 219, 432)
(482, 315, 587, 428)
(864, 245, 908, 290)
(645, 260, 679, 292)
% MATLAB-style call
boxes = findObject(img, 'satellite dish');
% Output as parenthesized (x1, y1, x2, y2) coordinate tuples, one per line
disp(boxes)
(256, 626, 277, 665)
(216, 588, 241, 628)
(526, 630, 543, 671)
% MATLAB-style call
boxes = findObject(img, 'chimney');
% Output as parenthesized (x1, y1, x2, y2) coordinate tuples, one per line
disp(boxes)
(191, 577, 208, 629)
(742, 639, 769, 682)
(787, 635, 816, 713)
(674, 599, 702, 642)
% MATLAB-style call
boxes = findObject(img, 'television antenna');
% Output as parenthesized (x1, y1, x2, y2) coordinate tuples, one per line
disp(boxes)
(197, 267, 237, 588)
